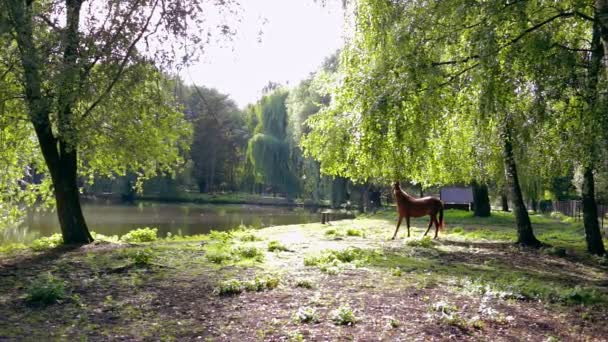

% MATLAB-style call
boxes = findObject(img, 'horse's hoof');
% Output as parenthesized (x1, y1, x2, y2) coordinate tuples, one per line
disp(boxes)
(391, 237, 396, 240)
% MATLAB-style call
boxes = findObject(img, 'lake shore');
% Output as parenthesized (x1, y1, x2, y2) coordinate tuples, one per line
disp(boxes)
(1, 210, 607, 340)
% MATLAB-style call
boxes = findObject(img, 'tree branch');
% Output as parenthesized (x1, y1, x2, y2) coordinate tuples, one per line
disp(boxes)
(81, 0, 158, 121)
(432, 11, 580, 66)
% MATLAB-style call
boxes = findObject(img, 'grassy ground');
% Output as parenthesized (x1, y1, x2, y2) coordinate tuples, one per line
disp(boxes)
(1, 210, 607, 341)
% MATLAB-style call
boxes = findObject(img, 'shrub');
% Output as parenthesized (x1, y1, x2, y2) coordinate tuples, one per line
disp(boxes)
(90, 232, 120, 243)
(126, 248, 155, 266)
(295, 279, 314, 289)
(406, 236, 434, 248)
(332, 305, 357, 325)
(205, 248, 233, 264)
(390, 267, 402, 277)
(244, 275, 280, 291)
(237, 230, 262, 242)
(324, 229, 338, 236)
(208, 230, 233, 243)
(120, 227, 158, 243)
(236, 246, 265, 261)
(31, 234, 63, 251)
(431, 301, 458, 315)
(450, 226, 464, 234)
(293, 306, 319, 323)
(215, 279, 244, 296)
(268, 240, 289, 252)
(346, 228, 364, 237)
(25, 273, 65, 305)
(560, 286, 605, 305)
(389, 317, 400, 328)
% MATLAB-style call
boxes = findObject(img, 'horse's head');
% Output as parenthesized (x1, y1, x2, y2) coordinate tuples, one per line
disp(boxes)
(393, 181, 400, 190)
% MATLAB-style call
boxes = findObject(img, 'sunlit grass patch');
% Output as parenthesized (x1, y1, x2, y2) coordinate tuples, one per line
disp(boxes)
(331, 305, 357, 325)
(406, 236, 434, 248)
(268, 240, 289, 252)
(31, 233, 63, 251)
(295, 278, 315, 289)
(293, 306, 319, 323)
(304, 247, 377, 274)
(235, 245, 265, 261)
(215, 274, 280, 296)
(0, 243, 28, 255)
(346, 228, 365, 237)
(120, 227, 158, 243)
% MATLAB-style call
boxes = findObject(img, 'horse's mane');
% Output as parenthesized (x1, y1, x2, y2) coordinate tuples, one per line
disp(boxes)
(393, 182, 415, 200)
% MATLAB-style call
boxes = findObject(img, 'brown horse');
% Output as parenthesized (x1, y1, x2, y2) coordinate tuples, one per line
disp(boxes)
(392, 181, 444, 239)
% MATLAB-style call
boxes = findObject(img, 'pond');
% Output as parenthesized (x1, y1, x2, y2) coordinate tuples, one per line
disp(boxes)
(1, 202, 355, 245)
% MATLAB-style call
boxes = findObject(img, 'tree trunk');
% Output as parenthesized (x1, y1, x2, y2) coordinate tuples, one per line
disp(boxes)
(580, 14, 607, 256)
(10, 0, 93, 245)
(501, 191, 509, 212)
(471, 180, 491, 217)
(331, 177, 349, 209)
(581, 167, 606, 255)
(52, 149, 93, 244)
(502, 117, 541, 247)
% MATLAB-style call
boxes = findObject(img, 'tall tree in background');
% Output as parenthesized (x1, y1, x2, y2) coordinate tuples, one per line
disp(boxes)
(247, 88, 299, 198)
(0, 0, 235, 244)
(185, 86, 247, 193)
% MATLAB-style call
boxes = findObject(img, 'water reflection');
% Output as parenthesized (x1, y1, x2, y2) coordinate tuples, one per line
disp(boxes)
(1, 202, 355, 245)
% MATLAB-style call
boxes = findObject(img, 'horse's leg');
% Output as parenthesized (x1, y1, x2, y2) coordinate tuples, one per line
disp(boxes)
(406, 216, 411, 238)
(423, 215, 433, 237)
(392, 216, 403, 240)
(433, 216, 440, 239)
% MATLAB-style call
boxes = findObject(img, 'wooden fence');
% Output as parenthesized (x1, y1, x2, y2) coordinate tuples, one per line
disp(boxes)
(545, 200, 608, 231)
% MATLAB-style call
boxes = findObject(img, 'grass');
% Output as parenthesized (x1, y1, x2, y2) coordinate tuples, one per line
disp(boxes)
(25, 272, 66, 305)
(331, 305, 357, 325)
(1, 209, 608, 340)
(120, 227, 158, 243)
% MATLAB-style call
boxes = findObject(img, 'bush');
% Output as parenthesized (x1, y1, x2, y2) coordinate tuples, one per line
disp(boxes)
(332, 305, 357, 325)
(295, 279, 314, 289)
(406, 236, 434, 248)
(208, 230, 233, 243)
(120, 227, 158, 243)
(25, 273, 65, 305)
(216, 275, 279, 296)
(205, 248, 233, 264)
(91, 232, 120, 243)
(236, 246, 265, 261)
(450, 226, 464, 234)
(31, 234, 63, 251)
(346, 228, 364, 237)
(215, 279, 244, 296)
(293, 306, 319, 323)
(238, 233, 262, 242)
(125, 248, 155, 266)
(244, 275, 280, 291)
(268, 240, 289, 252)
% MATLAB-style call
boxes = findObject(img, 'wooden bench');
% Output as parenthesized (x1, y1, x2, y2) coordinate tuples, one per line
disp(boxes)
(321, 210, 332, 224)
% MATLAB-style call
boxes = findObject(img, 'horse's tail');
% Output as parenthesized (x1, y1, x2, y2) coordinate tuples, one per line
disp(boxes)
(439, 205, 444, 231)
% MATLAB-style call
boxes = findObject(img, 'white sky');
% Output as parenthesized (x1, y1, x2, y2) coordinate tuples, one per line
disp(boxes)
(181, 0, 345, 108)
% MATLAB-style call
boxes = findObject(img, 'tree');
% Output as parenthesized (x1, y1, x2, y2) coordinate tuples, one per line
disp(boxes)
(0, 0, 234, 244)
(304, 0, 606, 251)
(184, 85, 247, 193)
(247, 88, 299, 198)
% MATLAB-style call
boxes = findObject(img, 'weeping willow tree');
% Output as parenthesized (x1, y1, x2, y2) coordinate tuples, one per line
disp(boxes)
(247, 89, 299, 198)
(304, 0, 606, 252)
